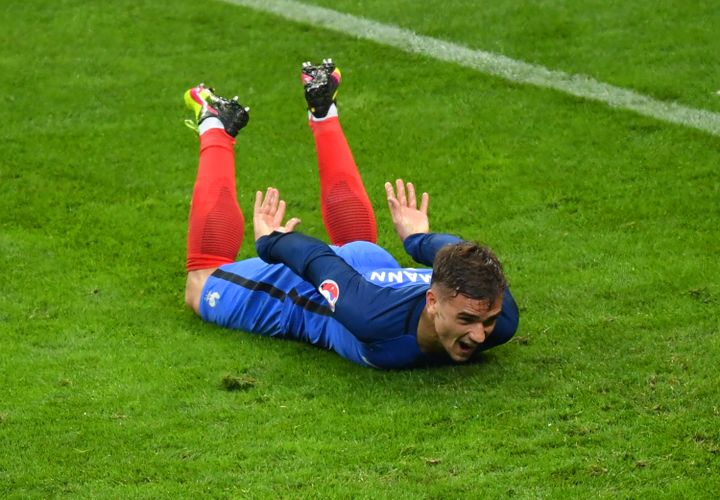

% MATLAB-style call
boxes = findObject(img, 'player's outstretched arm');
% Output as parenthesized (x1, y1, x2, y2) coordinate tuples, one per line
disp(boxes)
(256, 216, 410, 344)
(385, 179, 429, 242)
(386, 179, 465, 267)
(253, 187, 302, 241)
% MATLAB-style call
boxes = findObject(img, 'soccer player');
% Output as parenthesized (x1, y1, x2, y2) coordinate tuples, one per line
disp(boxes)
(183, 59, 519, 369)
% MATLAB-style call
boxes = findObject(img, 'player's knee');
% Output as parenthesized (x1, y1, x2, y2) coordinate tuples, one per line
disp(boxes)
(185, 268, 216, 315)
(184, 285, 200, 313)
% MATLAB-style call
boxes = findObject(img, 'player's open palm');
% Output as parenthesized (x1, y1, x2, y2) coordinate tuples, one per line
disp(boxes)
(385, 179, 429, 242)
(253, 187, 301, 240)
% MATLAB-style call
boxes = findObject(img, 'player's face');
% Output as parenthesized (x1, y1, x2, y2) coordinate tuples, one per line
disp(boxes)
(426, 289, 503, 362)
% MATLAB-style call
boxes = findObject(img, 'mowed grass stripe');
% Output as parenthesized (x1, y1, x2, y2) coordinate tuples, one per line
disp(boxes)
(223, 0, 720, 137)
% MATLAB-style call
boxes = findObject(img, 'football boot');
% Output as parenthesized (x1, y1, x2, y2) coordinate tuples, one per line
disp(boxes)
(184, 83, 250, 137)
(301, 59, 341, 118)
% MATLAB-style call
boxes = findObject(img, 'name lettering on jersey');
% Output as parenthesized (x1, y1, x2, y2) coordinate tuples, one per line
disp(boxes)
(319, 279, 340, 312)
(368, 270, 432, 284)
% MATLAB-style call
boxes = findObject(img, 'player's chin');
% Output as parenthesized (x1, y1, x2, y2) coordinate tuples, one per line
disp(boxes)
(449, 343, 476, 362)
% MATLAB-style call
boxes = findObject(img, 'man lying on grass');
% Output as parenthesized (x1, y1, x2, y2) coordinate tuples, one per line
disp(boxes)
(182, 59, 519, 369)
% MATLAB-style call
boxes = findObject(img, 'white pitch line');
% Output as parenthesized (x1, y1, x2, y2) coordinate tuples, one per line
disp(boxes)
(222, 0, 720, 137)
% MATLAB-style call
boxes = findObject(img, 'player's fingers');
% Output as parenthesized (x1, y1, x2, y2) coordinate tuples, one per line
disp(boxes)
(262, 187, 272, 211)
(254, 190, 263, 212)
(395, 179, 407, 206)
(406, 182, 417, 209)
(285, 218, 302, 232)
(269, 187, 281, 213)
(276, 199, 286, 223)
(420, 192, 429, 213)
(385, 182, 401, 211)
(385, 184, 400, 209)
(273, 188, 281, 212)
(386, 196, 400, 212)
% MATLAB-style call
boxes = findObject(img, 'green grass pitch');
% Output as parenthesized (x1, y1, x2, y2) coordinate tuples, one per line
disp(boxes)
(1, 0, 719, 497)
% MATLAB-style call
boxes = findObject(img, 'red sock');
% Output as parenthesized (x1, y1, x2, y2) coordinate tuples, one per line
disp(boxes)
(310, 117, 377, 245)
(186, 129, 244, 271)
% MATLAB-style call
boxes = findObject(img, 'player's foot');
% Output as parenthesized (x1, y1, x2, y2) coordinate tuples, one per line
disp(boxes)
(301, 59, 341, 119)
(184, 83, 250, 137)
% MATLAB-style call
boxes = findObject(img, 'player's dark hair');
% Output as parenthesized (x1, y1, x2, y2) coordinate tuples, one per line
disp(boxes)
(431, 242, 507, 302)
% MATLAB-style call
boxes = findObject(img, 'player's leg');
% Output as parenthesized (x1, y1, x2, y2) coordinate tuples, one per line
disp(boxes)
(302, 59, 377, 246)
(183, 84, 250, 312)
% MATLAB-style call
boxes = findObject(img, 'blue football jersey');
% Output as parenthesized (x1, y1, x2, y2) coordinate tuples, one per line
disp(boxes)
(199, 233, 519, 369)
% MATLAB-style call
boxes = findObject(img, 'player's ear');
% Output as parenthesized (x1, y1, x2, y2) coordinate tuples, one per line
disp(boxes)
(426, 287, 439, 315)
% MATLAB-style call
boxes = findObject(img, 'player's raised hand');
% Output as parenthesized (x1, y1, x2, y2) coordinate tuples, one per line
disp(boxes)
(384, 179, 429, 242)
(253, 187, 301, 241)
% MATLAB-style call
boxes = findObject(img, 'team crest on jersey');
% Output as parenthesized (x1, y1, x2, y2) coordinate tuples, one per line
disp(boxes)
(318, 279, 339, 312)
